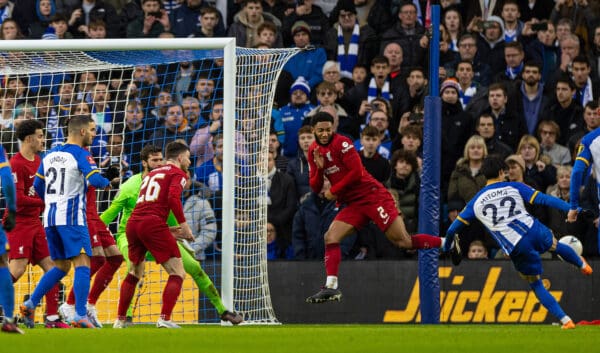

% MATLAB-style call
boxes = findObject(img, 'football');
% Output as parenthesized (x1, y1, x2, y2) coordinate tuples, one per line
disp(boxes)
(558, 235, 583, 259)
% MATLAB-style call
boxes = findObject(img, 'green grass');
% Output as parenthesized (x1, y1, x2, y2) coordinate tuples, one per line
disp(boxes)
(3, 324, 599, 353)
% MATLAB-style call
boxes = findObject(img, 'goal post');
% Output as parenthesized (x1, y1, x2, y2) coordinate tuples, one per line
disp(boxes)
(0, 39, 299, 325)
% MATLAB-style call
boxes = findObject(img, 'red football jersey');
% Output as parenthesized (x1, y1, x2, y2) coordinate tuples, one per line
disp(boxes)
(7, 152, 44, 219)
(86, 185, 102, 223)
(307, 133, 382, 204)
(129, 164, 187, 224)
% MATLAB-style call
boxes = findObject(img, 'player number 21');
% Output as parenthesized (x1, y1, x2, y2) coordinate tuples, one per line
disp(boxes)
(137, 173, 165, 203)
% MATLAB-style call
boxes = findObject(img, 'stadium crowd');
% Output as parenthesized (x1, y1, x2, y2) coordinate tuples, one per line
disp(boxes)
(0, 0, 600, 262)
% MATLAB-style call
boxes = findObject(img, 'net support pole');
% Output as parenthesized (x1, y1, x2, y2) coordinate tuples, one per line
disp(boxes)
(221, 38, 237, 316)
(418, 4, 441, 324)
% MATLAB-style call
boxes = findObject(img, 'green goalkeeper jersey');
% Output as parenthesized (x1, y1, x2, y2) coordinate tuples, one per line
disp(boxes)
(100, 173, 178, 238)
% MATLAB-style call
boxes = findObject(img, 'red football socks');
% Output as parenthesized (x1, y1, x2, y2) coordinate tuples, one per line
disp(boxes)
(117, 274, 139, 320)
(324, 243, 341, 276)
(88, 255, 123, 305)
(160, 275, 183, 321)
(45, 283, 59, 316)
(411, 234, 442, 249)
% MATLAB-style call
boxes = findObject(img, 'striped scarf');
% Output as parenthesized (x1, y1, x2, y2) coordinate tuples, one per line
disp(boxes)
(505, 62, 523, 80)
(459, 83, 477, 109)
(367, 77, 390, 103)
(338, 22, 360, 79)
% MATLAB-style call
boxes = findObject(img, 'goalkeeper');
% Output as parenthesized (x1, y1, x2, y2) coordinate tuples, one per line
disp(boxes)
(100, 145, 242, 325)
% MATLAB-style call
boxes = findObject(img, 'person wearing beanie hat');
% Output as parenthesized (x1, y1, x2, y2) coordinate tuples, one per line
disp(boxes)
(283, 19, 327, 88)
(440, 78, 460, 94)
(291, 20, 311, 37)
(505, 154, 526, 176)
(324, 0, 378, 80)
(279, 76, 315, 158)
(41, 26, 58, 40)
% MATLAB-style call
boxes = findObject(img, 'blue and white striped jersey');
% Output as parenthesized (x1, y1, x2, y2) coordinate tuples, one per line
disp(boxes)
(35, 144, 102, 227)
(457, 182, 538, 254)
(570, 127, 600, 209)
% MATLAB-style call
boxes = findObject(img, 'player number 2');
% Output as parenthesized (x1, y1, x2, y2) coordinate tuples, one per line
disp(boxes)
(377, 206, 389, 220)
(46, 167, 65, 195)
(137, 173, 165, 203)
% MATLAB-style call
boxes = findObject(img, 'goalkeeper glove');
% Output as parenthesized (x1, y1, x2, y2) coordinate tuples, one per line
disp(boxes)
(4, 210, 16, 232)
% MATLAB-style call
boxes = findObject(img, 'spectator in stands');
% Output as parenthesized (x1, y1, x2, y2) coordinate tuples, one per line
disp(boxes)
(352, 64, 368, 87)
(268, 131, 288, 171)
(195, 73, 217, 112)
(439, 79, 473, 196)
(281, 0, 329, 46)
(320, 61, 352, 103)
(571, 56, 599, 107)
(523, 21, 559, 84)
(27, 0, 56, 38)
(443, 6, 463, 53)
(286, 125, 313, 202)
(557, 34, 581, 78)
(256, 21, 279, 47)
(171, 0, 225, 37)
(0, 19, 25, 40)
(518, 134, 556, 192)
(148, 103, 193, 148)
(546, 165, 587, 239)
(266, 222, 283, 260)
(470, 82, 527, 151)
(0, 0, 13, 27)
(448, 134, 488, 205)
(0, 89, 15, 130)
(476, 16, 506, 76)
(307, 81, 355, 138)
(382, 42, 404, 93)
(127, 0, 170, 37)
(279, 76, 314, 158)
(228, 0, 282, 48)
(86, 19, 107, 38)
(189, 100, 215, 168)
(569, 101, 600, 154)
(183, 179, 218, 261)
(324, 0, 378, 79)
(282, 21, 327, 88)
(455, 61, 479, 109)
(387, 149, 420, 233)
(100, 134, 131, 185)
(550, 0, 593, 46)
(356, 125, 391, 182)
(193, 6, 221, 38)
(494, 41, 525, 86)
(355, 108, 392, 160)
(46, 13, 73, 39)
(396, 123, 423, 168)
(266, 150, 296, 257)
(69, 0, 122, 38)
(538, 120, 571, 166)
(122, 100, 150, 173)
(444, 34, 492, 87)
(512, 61, 547, 136)
(195, 133, 223, 193)
(499, 0, 522, 43)
(207, 100, 224, 136)
(475, 113, 512, 159)
(380, 2, 426, 71)
(590, 24, 600, 80)
(463, 0, 503, 26)
(293, 178, 353, 260)
(518, 0, 553, 23)
(540, 76, 583, 146)
(467, 240, 489, 259)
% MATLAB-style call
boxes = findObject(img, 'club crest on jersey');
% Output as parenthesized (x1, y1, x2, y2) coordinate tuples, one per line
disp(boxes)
(341, 141, 354, 153)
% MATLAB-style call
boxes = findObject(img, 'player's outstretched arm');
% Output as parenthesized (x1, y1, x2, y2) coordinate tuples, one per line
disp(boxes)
(569, 158, 588, 211)
(0, 162, 16, 212)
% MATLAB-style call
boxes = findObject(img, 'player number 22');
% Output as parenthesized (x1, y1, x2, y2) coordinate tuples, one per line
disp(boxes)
(482, 196, 521, 225)
(137, 173, 165, 203)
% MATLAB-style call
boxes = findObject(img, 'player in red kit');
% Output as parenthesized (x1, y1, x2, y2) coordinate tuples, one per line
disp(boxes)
(114, 141, 194, 329)
(305, 112, 442, 303)
(59, 183, 124, 328)
(6, 120, 70, 328)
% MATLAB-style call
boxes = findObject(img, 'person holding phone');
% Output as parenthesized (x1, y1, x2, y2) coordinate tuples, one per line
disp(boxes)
(127, 0, 170, 38)
(67, 0, 122, 38)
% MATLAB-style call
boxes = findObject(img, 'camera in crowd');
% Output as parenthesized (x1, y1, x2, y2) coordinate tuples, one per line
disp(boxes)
(408, 112, 424, 125)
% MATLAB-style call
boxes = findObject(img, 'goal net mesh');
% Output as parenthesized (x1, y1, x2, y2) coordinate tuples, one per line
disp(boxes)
(2, 45, 299, 325)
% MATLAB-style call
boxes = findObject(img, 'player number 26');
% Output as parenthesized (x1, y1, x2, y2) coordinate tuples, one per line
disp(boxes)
(137, 173, 165, 203)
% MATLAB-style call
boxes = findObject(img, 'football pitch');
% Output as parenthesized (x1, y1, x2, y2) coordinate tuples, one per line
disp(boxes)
(3, 324, 599, 353)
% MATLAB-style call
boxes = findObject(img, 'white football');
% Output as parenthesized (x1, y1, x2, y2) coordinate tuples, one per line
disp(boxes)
(558, 235, 583, 257)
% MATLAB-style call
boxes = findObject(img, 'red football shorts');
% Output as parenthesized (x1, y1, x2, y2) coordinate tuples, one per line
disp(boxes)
(335, 185, 399, 232)
(7, 220, 49, 265)
(126, 217, 180, 265)
(88, 218, 116, 248)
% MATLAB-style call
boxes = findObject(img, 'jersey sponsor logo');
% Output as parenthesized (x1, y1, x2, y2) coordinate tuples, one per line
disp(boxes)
(341, 141, 354, 153)
(29, 175, 35, 179)
(324, 165, 340, 175)
(383, 267, 561, 323)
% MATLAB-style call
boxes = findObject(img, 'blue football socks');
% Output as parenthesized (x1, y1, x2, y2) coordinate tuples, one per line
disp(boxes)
(554, 243, 583, 268)
(0, 267, 15, 320)
(28, 267, 66, 307)
(530, 279, 567, 321)
(73, 266, 91, 317)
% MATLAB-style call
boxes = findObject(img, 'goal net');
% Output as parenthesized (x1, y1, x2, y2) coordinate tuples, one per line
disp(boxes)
(1, 39, 299, 325)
